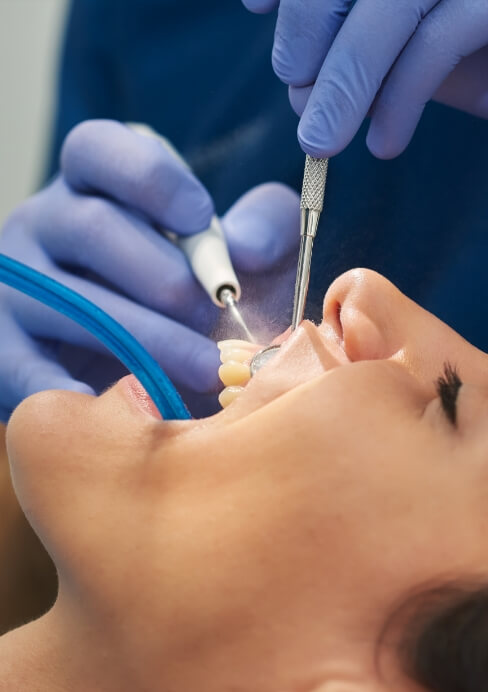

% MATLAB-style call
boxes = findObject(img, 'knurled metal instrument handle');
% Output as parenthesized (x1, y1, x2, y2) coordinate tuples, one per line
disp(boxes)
(300, 156, 329, 212)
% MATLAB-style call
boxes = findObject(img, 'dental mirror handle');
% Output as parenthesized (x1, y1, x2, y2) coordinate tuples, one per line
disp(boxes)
(128, 123, 241, 307)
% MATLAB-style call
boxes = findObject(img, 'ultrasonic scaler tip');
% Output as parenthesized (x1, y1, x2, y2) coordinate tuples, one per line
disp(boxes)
(218, 286, 255, 343)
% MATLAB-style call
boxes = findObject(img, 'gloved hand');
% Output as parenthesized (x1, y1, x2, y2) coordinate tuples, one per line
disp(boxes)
(242, 0, 488, 158)
(0, 120, 299, 421)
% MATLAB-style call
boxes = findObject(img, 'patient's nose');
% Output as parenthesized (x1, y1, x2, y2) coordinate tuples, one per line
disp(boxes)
(322, 268, 488, 393)
(321, 269, 416, 363)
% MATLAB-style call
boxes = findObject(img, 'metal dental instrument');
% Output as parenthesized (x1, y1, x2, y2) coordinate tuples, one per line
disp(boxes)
(250, 155, 329, 376)
(128, 123, 255, 343)
(249, 343, 281, 377)
(292, 155, 329, 331)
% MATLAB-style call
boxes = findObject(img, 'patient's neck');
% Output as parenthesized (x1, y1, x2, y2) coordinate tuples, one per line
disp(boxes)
(0, 606, 127, 692)
(0, 615, 66, 691)
(0, 597, 384, 692)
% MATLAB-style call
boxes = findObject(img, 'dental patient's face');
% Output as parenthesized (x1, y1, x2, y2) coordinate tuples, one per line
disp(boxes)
(7, 269, 488, 691)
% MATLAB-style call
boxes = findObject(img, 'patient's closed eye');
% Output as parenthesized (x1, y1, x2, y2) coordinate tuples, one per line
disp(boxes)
(436, 363, 462, 427)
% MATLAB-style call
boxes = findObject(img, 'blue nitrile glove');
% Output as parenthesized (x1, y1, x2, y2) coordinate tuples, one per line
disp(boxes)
(242, 0, 488, 158)
(0, 120, 299, 421)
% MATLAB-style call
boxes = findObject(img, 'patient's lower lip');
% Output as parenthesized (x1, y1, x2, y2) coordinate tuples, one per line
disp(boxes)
(117, 375, 163, 420)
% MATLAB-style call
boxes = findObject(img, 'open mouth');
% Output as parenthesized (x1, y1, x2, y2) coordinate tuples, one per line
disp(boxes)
(115, 320, 349, 426)
(216, 321, 349, 417)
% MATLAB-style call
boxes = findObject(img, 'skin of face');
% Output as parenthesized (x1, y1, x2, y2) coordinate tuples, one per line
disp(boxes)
(3, 268, 488, 692)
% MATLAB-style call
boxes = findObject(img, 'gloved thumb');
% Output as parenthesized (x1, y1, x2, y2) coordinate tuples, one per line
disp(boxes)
(222, 183, 300, 274)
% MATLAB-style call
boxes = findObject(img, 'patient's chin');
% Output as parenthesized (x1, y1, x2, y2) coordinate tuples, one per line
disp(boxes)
(6, 390, 91, 511)
(8, 390, 62, 458)
(8, 389, 89, 458)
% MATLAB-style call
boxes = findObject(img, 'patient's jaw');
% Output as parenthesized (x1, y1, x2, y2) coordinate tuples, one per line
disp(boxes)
(4, 269, 488, 692)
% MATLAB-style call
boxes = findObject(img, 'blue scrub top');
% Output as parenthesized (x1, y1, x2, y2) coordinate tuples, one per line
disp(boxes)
(50, 0, 488, 351)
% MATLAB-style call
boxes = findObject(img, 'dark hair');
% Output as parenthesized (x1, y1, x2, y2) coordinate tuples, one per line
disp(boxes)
(398, 583, 488, 691)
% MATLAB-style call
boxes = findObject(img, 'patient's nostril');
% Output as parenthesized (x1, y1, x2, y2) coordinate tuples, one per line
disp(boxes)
(335, 301, 343, 343)
(322, 298, 344, 346)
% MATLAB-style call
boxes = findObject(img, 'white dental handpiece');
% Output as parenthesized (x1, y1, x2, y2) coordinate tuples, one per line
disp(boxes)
(128, 124, 254, 341)
(177, 218, 255, 342)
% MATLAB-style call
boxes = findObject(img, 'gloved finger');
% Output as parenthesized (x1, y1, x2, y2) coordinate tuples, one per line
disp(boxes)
(11, 178, 215, 333)
(297, 0, 439, 157)
(272, 0, 352, 87)
(289, 84, 314, 116)
(241, 0, 279, 13)
(221, 183, 300, 273)
(4, 263, 220, 394)
(433, 46, 488, 119)
(61, 120, 214, 234)
(367, 1, 488, 158)
(0, 313, 94, 419)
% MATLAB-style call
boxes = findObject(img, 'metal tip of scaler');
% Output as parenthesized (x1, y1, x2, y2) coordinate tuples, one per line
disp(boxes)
(218, 287, 256, 343)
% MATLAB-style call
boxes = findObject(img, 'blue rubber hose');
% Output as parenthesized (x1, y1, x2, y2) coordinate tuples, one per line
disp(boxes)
(0, 254, 191, 420)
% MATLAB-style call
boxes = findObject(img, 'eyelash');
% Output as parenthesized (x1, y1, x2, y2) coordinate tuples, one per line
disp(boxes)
(436, 363, 462, 426)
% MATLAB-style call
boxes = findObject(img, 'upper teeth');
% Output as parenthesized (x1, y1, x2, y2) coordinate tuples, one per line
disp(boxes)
(217, 339, 257, 352)
(219, 347, 254, 364)
(217, 339, 258, 407)
(218, 361, 251, 387)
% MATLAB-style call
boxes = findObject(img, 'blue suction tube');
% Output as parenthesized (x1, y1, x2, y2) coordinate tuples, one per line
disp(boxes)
(0, 254, 191, 420)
